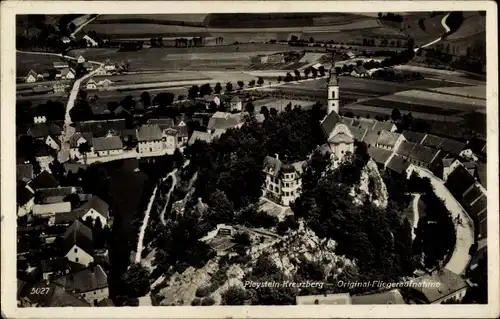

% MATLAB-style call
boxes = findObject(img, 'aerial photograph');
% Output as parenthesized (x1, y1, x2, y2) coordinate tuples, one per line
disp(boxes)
(15, 11, 487, 307)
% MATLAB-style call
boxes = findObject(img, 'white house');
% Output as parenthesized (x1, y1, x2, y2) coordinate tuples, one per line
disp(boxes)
(53, 61, 69, 69)
(327, 123, 355, 162)
(97, 79, 113, 87)
(53, 82, 66, 93)
(69, 132, 93, 160)
(91, 136, 123, 157)
(442, 158, 462, 182)
(77, 194, 110, 228)
(61, 220, 94, 266)
(17, 187, 35, 217)
(33, 115, 47, 124)
(94, 66, 108, 76)
(54, 265, 109, 306)
(103, 60, 116, 72)
(77, 55, 86, 63)
(263, 154, 306, 206)
(83, 35, 98, 47)
(163, 128, 179, 153)
(25, 70, 37, 83)
(230, 96, 242, 112)
(59, 68, 76, 80)
(136, 124, 164, 154)
(85, 79, 98, 90)
(45, 135, 61, 151)
(33, 202, 72, 217)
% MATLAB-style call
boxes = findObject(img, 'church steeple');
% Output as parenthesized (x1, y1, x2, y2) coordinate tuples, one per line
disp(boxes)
(327, 52, 339, 115)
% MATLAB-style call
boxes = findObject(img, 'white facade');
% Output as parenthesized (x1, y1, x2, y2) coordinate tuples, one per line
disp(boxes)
(26, 74, 37, 83)
(86, 82, 97, 90)
(82, 208, 107, 228)
(165, 134, 177, 152)
(65, 245, 94, 266)
(45, 135, 60, 150)
(77, 56, 86, 63)
(328, 123, 354, 162)
(36, 156, 54, 172)
(138, 140, 163, 153)
(443, 159, 461, 181)
(80, 287, 109, 306)
(94, 66, 108, 76)
(230, 100, 242, 112)
(94, 149, 123, 157)
(65, 71, 75, 79)
(18, 197, 34, 217)
(34, 115, 47, 124)
(327, 84, 339, 115)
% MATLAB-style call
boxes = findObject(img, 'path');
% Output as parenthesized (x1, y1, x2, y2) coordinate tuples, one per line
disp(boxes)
(70, 14, 100, 39)
(414, 13, 451, 52)
(135, 185, 159, 263)
(411, 193, 421, 240)
(413, 166, 474, 275)
(160, 169, 178, 225)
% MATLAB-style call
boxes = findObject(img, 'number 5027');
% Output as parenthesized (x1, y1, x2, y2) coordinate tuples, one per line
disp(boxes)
(31, 287, 50, 294)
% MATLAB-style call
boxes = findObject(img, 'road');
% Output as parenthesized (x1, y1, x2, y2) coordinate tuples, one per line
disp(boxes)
(411, 193, 421, 240)
(135, 184, 159, 263)
(414, 13, 451, 52)
(160, 169, 178, 226)
(70, 14, 100, 39)
(413, 166, 474, 275)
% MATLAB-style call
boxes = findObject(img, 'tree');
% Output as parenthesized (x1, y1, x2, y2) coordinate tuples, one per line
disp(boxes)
(318, 65, 325, 77)
(188, 85, 200, 99)
(245, 102, 255, 113)
(391, 108, 401, 121)
(277, 76, 282, 83)
(221, 286, 250, 305)
(226, 82, 233, 93)
(257, 77, 264, 86)
(293, 69, 301, 81)
(248, 79, 256, 87)
(120, 95, 136, 110)
(304, 68, 311, 78)
(260, 106, 270, 118)
(140, 91, 151, 108)
(199, 83, 212, 97)
(214, 82, 222, 94)
(207, 189, 235, 224)
(78, 141, 92, 164)
(119, 263, 151, 298)
(153, 92, 174, 110)
(311, 67, 318, 78)
(237, 81, 244, 89)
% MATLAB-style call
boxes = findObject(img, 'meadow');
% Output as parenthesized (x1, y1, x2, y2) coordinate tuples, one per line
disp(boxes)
(16, 52, 66, 75)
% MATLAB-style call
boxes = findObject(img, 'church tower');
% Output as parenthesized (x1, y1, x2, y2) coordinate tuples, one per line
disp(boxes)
(327, 53, 340, 115)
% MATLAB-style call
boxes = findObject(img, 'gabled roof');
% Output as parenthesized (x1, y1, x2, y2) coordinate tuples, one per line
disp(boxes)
(438, 138, 466, 156)
(76, 119, 126, 137)
(442, 158, 456, 167)
(137, 124, 163, 142)
(69, 132, 94, 148)
(376, 130, 401, 148)
(368, 147, 393, 165)
(188, 130, 212, 146)
(37, 186, 82, 199)
(345, 125, 367, 141)
(29, 170, 59, 190)
(352, 289, 406, 304)
(92, 136, 123, 151)
(60, 68, 75, 76)
(352, 65, 368, 74)
(27, 69, 38, 77)
(41, 257, 71, 273)
(27, 122, 62, 138)
(86, 78, 97, 86)
(354, 118, 377, 131)
(63, 163, 88, 174)
(407, 269, 468, 303)
(361, 130, 379, 147)
(445, 165, 476, 199)
(33, 202, 72, 215)
(54, 264, 108, 293)
(469, 195, 487, 220)
(396, 140, 417, 157)
(77, 194, 109, 218)
(35, 141, 54, 157)
(17, 184, 35, 206)
(340, 116, 354, 126)
(421, 134, 444, 148)
(386, 154, 411, 174)
(372, 121, 395, 133)
(147, 118, 175, 130)
(62, 220, 93, 255)
(402, 130, 425, 143)
(17, 164, 34, 182)
(408, 144, 440, 164)
(263, 155, 282, 177)
(462, 184, 484, 208)
(320, 112, 341, 137)
(176, 125, 189, 137)
(230, 96, 241, 103)
(54, 209, 87, 225)
(23, 282, 90, 307)
(207, 112, 244, 132)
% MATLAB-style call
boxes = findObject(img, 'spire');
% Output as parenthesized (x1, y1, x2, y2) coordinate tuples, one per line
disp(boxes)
(327, 51, 338, 85)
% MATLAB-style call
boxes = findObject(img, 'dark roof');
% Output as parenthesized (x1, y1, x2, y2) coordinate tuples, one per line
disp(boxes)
(97, 298, 115, 307)
(137, 124, 163, 142)
(263, 155, 282, 177)
(17, 164, 34, 182)
(396, 140, 417, 157)
(469, 195, 487, 220)
(147, 118, 175, 130)
(207, 112, 244, 132)
(476, 162, 486, 189)
(402, 130, 425, 143)
(41, 258, 71, 273)
(421, 134, 444, 148)
(372, 121, 395, 133)
(27, 122, 62, 138)
(176, 125, 189, 137)
(438, 138, 466, 156)
(64, 163, 88, 174)
(37, 186, 82, 199)
(442, 158, 456, 167)
(17, 184, 35, 206)
(320, 111, 341, 137)
(29, 171, 59, 190)
(465, 137, 486, 156)
(62, 220, 93, 255)
(352, 289, 406, 304)
(386, 154, 410, 174)
(408, 144, 440, 164)
(92, 136, 123, 151)
(54, 209, 87, 225)
(376, 130, 401, 148)
(54, 264, 108, 293)
(368, 147, 393, 165)
(76, 119, 126, 137)
(462, 184, 484, 208)
(407, 269, 468, 303)
(35, 141, 54, 157)
(175, 114, 192, 125)
(69, 132, 94, 148)
(23, 282, 90, 307)
(361, 130, 379, 147)
(77, 195, 109, 218)
(445, 166, 476, 199)
(346, 125, 366, 141)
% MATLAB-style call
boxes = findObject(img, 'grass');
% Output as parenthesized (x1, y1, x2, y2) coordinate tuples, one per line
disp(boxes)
(16, 52, 66, 75)
(361, 98, 463, 116)
(92, 72, 210, 85)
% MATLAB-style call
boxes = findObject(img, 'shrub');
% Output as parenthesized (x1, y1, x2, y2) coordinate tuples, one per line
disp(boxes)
(191, 298, 202, 306)
(201, 297, 215, 306)
(195, 286, 211, 298)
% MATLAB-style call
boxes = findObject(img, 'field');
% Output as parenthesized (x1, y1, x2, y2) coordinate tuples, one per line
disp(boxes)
(429, 85, 486, 99)
(252, 98, 317, 111)
(362, 98, 465, 116)
(386, 90, 486, 110)
(16, 52, 66, 75)
(92, 72, 210, 85)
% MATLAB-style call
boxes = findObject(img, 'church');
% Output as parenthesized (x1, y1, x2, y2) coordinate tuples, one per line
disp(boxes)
(319, 57, 355, 163)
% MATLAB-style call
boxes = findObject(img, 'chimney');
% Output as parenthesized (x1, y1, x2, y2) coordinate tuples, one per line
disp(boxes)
(275, 153, 279, 160)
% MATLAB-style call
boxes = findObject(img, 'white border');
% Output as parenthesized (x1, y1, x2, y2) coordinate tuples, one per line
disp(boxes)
(1, 1, 498, 318)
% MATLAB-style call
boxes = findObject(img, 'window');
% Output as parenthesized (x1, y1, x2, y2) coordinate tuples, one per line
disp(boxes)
(75, 257, 79, 262)
(331, 90, 335, 99)
(74, 248, 77, 253)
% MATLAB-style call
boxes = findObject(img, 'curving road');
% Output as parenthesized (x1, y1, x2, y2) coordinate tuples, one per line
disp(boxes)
(414, 13, 451, 52)
(160, 169, 178, 225)
(135, 184, 159, 263)
(411, 193, 421, 240)
(412, 166, 474, 275)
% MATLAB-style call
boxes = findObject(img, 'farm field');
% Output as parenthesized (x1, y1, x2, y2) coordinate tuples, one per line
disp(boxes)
(387, 89, 486, 109)
(92, 14, 208, 24)
(16, 52, 67, 75)
(252, 98, 317, 111)
(17, 79, 72, 90)
(429, 85, 486, 99)
(92, 72, 210, 85)
(362, 97, 466, 115)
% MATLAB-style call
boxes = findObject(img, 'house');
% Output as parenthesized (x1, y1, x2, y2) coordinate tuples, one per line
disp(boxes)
(61, 36, 71, 44)
(296, 293, 352, 305)
(83, 61, 94, 71)
(77, 119, 126, 138)
(61, 220, 94, 266)
(136, 124, 164, 154)
(59, 68, 76, 80)
(54, 264, 109, 306)
(63, 163, 88, 175)
(438, 138, 466, 157)
(33, 115, 47, 124)
(229, 96, 242, 112)
(45, 135, 61, 151)
(402, 130, 425, 144)
(36, 187, 82, 205)
(41, 258, 71, 280)
(461, 161, 477, 176)
(19, 282, 90, 307)
(17, 164, 34, 182)
(92, 136, 123, 157)
(76, 194, 110, 227)
(85, 79, 98, 90)
(375, 130, 405, 151)
(188, 130, 213, 146)
(103, 60, 116, 72)
(445, 165, 477, 200)
(200, 95, 221, 108)
(147, 118, 175, 130)
(175, 114, 191, 127)
(77, 55, 86, 63)
(33, 202, 72, 217)
(83, 35, 99, 47)
(163, 128, 179, 152)
(53, 61, 69, 69)
(352, 289, 407, 304)
(25, 69, 38, 83)
(386, 154, 414, 177)
(372, 121, 397, 133)
(34, 143, 55, 172)
(351, 65, 368, 77)
(421, 134, 444, 149)
(53, 82, 66, 93)
(403, 269, 468, 304)
(368, 147, 394, 167)
(207, 112, 245, 134)
(97, 79, 113, 87)
(17, 184, 35, 217)
(94, 65, 108, 76)
(69, 132, 94, 159)
(27, 170, 59, 192)
(263, 154, 306, 206)
(361, 130, 380, 148)
(442, 158, 461, 181)
(405, 143, 442, 170)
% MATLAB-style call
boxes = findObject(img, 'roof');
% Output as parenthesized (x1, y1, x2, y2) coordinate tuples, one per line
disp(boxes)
(352, 289, 406, 304)
(137, 124, 163, 142)
(54, 264, 108, 293)
(37, 186, 82, 199)
(64, 163, 88, 174)
(328, 132, 354, 144)
(408, 144, 440, 164)
(35, 141, 53, 157)
(341, 116, 354, 126)
(476, 162, 486, 189)
(188, 130, 213, 146)
(353, 65, 368, 74)
(442, 158, 456, 167)
(376, 130, 401, 148)
(372, 121, 395, 133)
(54, 209, 87, 225)
(439, 138, 466, 156)
(254, 113, 266, 123)
(296, 293, 352, 305)
(176, 125, 189, 137)
(469, 194, 487, 220)
(23, 282, 90, 307)
(421, 134, 444, 149)
(92, 136, 123, 151)
(207, 112, 244, 132)
(29, 170, 59, 190)
(445, 166, 476, 198)
(61, 68, 75, 76)
(27, 69, 38, 77)
(368, 147, 393, 165)
(231, 96, 241, 103)
(402, 130, 425, 143)
(54, 61, 69, 67)
(86, 79, 97, 86)
(354, 118, 377, 131)
(77, 194, 109, 218)
(33, 202, 72, 215)
(17, 164, 34, 182)
(320, 112, 341, 137)
(53, 81, 66, 88)
(386, 154, 411, 174)
(27, 122, 62, 138)
(76, 119, 126, 137)
(69, 132, 94, 148)
(147, 118, 175, 130)
(62, 220, 93, 255)
(396, 140, 417, 157)
(407, 269, 468, 303)
(462, 184, 484, 207)
(465, 137, 487, 156)
(361, 130, 379, 147)
(17, 185, 35, 206)
(41, 257, 71, 273)
(263, 156, 305, 177)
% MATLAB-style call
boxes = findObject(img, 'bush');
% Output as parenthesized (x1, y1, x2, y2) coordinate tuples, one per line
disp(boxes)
(191, 298, 202, 306)
(201, 297, 215, 306)
(195, 286, 211, 298)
